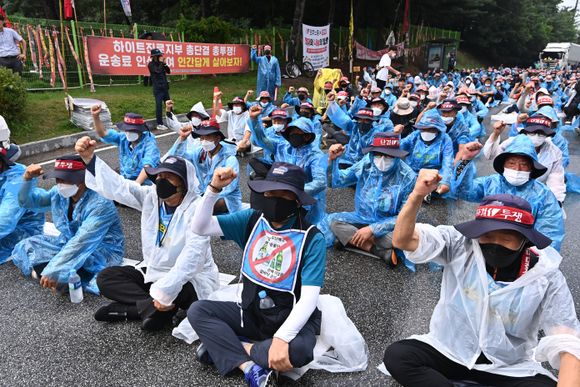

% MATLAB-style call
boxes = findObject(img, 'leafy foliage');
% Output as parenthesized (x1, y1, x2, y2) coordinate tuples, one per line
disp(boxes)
(0, 68, 27, 125)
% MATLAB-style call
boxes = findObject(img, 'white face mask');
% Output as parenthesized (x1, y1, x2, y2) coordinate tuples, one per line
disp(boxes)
(191, 117, 202, 127)
(466, 80, 472, 85)
(420, 131, 438, 142)
(125, 131, 140, 142)
(232, 106, 242, 114)
(503, 168, 531, 186)
(410, 101, 418, 108)
(200, 139, 217, 152)
(57, 183, 79, 198)
(384, 89, 392, 95)
(272, 123, 285, 133)
(526, 133, 547, 147)
(441, 116, 455, 125)
(460, 106, 467, 113)
(371, 107, 383, 116)
(420, 94, 426, 100)
(260, 101, 269, 108)
(373, 155, 394, 171)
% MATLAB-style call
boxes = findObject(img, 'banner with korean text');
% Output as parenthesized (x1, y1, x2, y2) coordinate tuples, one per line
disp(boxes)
(302, 24, 330, 70)
(85, 36, 250, 75)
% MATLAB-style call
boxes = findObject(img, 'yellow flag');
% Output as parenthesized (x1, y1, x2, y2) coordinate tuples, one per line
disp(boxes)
(349, 0, 354, 60)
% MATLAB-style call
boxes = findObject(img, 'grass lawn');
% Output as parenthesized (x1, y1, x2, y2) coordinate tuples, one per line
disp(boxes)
(12, 72, 262, 144)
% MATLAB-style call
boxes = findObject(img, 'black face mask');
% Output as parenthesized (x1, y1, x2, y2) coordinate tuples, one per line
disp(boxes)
(298, 94, 306, 100)
(288, 133, 307, 148)
(479, 242, 525, 269)
(264, 50, 271, 56)
(156, 178, 179, 200)
(324, 89, 332, 94)
(250, 191, 298, 222)
(299, 111, 313, 119)
(359, 122, 372, 134)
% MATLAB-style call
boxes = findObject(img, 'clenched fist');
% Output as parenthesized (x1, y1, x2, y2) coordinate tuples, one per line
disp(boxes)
(249, 105, 262, 119)
(75, 136, 97, 164)
(24, 164, 44, 181)
(328, 144, 345, 161)
(91, 104, 102, 117)
(413, 169, 442, 197)
(210, 167, 237, 190)
(165, 100, 174, 112)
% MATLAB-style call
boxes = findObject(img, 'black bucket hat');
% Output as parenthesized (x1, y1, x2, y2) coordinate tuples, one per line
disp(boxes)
(191, 119, 225, 140)
(145, 155, 188, 186)
(248, 162, 316, 205)
(43, 154, 86, 185)
(150, 48, 163, 57)
(454, 194, 552, 249)
(362, 132, 408, 159)
(115, 113, 149, 133)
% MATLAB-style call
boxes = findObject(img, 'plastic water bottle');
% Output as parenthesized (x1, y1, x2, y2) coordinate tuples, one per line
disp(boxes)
(258, 290, 275, 309)
(68, 271, 83, 303)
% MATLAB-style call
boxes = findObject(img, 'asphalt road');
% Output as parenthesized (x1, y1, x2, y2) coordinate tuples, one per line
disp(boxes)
(1, 109, 579, 387)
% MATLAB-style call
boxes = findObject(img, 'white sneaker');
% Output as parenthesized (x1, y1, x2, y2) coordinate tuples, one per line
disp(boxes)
(157, 124, 168, 131)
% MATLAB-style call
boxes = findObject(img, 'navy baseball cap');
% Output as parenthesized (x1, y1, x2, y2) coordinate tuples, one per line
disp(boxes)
(115, 113, 149, 133)
(145, 156, 188, 186)
(43, 154, 86, 184)
(520, 116, 555, 136)
(454, 194, 551, 249)
(191, 119, 225, 140)
(248, 162, 315, 205)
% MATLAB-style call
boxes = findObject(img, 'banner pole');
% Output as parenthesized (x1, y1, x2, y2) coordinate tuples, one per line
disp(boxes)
(71, 20, 84, 88)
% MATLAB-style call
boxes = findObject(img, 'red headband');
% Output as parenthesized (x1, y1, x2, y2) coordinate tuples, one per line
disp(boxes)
(476, 205, 534, 226)
(526, 117, 551, 128)
(55, 160, 86, 171)
(357, 109, 374, 119)
(124, 116, 145, 125)
(372, 136, 400, 148)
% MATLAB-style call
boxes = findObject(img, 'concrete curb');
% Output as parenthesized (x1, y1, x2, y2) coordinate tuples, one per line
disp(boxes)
(18, 114, 188, 158)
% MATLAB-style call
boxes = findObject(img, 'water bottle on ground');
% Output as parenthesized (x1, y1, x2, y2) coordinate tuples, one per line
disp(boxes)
(68, 270, 83, 303)
(258, 290, 275, 309)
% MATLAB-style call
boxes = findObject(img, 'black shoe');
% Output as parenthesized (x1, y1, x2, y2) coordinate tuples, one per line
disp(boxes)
(195, 343, 214, 365)
(172, 309, 188, 327)
(141, 311, 174, 331)
(371, 247, 398, 268)
(94, 302, 130, 322)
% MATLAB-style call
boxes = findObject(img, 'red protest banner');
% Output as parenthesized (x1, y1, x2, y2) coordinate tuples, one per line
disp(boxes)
(85, 36, 250, 75)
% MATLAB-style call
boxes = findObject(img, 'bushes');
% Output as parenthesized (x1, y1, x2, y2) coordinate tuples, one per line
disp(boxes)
(0, 68, 27, 124)
(178, 16, 241, 44)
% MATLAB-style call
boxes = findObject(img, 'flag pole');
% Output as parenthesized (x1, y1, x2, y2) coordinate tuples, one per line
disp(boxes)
(59, 0, 65, 58)
(103, 0, 107, 31)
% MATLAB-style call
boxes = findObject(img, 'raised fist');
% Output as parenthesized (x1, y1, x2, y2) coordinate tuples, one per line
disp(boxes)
(24, 164, 44, 181)
(91, 104, 102, 117)
(75, 136, 97, 163)
(413, 169, 442, 196)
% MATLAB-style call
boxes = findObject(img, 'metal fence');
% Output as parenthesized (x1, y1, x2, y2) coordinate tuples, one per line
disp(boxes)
(8, 16, 180, 90)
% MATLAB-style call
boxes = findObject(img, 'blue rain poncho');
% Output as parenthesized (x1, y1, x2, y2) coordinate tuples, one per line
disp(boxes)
(327, 101, 388, 168)
(0, 163, 44, 262)
(282, 93, 312, 107)
(400, 110, 455, 188)
(11, 181, 125, 294)
(251, 48, 281, 98)
(249, 117, 328, 225)
(461, 109, 485, 138)
(472, 97, 489, 120)
(100, 129, 160, 181)
(441, 112, 471, 154)
(451, 136, 565, 251)
(167, 139, 242, 213)
(319, 154, 416, 247)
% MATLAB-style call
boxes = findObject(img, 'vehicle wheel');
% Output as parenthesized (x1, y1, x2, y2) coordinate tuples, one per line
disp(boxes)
(285, 61, 300, 79)
(302, 61, 316, 78)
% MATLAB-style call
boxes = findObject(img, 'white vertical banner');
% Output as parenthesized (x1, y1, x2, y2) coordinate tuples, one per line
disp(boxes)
(120, 0, 132, 18)
(302, 24, 330, 70)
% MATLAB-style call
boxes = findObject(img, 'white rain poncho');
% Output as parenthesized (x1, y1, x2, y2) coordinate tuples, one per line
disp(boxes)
(85, 156, 219, 305)
(172, 284, 368, 380)
(400, 223, 580, 380)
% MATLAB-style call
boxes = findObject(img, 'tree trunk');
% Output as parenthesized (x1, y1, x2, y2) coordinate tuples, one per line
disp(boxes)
(290, 0, 306, 59)
(328, 0, 336, 25)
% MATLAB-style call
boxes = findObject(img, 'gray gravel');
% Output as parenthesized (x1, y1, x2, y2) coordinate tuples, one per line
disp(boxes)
(1, 109, 579, 387)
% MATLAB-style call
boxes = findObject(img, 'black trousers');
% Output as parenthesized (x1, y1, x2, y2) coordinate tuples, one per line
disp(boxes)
(97, 266, 198, 320)
(0, 56, 23, 74)
(188, 300, 319, 376)
(384, 339, 556, 387)
(153, 88, 170, 125)
(376, 79, 387, 90)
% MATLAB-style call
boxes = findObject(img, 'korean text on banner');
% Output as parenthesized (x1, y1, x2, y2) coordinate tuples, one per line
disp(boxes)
(85, 37, 250, 76)
(302, 24, 330, 70)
